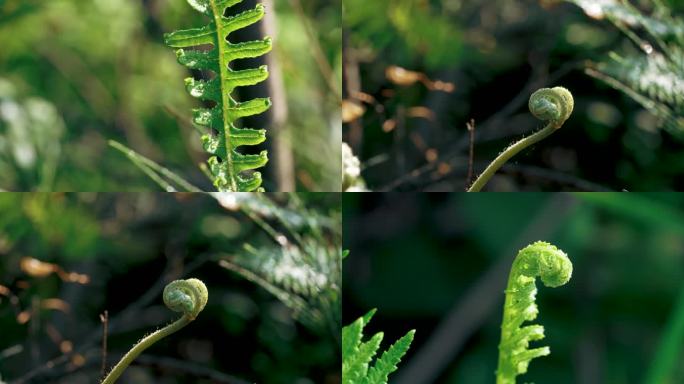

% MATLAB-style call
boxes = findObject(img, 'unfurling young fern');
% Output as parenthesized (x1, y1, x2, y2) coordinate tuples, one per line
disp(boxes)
(342, 309, 415, 384)
(101, 278, 208, 384)
(468, 87, 574, 192)
(496, 241, 572, 384)
(165, 0, 272, 192)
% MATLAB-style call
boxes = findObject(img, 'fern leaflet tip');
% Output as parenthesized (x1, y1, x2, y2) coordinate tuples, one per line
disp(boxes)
(342, 309, 413, 384)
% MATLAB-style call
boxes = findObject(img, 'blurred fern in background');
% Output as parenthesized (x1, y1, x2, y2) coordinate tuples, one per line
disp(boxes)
(216, 192, 341, 339)
(566, 0, 684, 134)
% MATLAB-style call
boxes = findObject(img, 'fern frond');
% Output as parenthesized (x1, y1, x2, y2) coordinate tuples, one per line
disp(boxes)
(496, 241, 572, 384)
(342, 309, 380, 383)
(165, 0, 272, 191)
(566, 0, 684, 133)
(347, 332, 383, 382)
(343, 310, 415, 384)
(587, 48, 684, 132)
(364, 330, 416, 384)
(216, 193, 341, 335)
(223, 238, 339, 333)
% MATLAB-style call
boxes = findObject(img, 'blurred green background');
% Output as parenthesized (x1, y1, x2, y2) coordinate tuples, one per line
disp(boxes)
(343, 193, 684, 384)
(343, 0, 684, 191)
(0, 0, 341, 191)
(0, 192, 341, 383)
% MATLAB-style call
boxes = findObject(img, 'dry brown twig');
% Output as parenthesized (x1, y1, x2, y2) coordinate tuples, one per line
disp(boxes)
(100, 310, 108, 380)
(466, 119, 476, 189)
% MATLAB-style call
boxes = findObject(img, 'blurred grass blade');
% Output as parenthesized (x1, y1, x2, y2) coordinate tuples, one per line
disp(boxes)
(575, 193, 684, 234)
(109, 140, 201, 192)
(645, 285, 684, 384)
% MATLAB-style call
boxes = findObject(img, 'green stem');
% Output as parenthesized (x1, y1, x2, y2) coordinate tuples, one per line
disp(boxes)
(467, 122, 557, 192)
(210, 0, 237, 192)
(101, 315, 192, 384)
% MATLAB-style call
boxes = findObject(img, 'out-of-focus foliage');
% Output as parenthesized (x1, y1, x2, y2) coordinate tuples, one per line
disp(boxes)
(0, 78, 64, 191)
(0, 194, 98, 261)
(0, 0, 341, 191)
(344, 0, 462, 69)
(276, 0, 342, 191)
(343, 193, 684, 384)
(0, 193, 341, 383)
(344, 0, 684, 191)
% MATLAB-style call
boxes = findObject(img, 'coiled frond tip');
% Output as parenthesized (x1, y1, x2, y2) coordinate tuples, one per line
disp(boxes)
(163, 278, 208, 320)
(528, 87, 574, 127)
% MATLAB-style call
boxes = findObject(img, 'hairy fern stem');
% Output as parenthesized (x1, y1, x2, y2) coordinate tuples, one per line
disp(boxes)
(468, 87, 574, 192)
(101, 278, 208, 384)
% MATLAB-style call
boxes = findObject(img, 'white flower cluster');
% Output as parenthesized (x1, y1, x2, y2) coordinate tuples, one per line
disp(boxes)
(342, 142, 367, 192)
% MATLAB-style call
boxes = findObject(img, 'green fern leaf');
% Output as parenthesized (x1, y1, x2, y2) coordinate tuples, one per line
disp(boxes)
(342, 309, 377, 379)
(164, 0, 272, 191)
(343, 309, 415, 384)
(363, 329, 415, 384)
(342, 309, 376, 384)
(347, 332, 384, 382)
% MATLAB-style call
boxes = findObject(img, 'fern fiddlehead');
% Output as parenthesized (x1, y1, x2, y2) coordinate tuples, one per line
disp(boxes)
(101, 278, 208, 384)
(496, 241, 572, 384)
(165, 0, 272, 192)
(467, 87, 574, 192)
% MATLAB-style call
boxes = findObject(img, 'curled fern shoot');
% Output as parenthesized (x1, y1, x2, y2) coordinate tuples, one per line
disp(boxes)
(496, 241, 572, 384)
(468, 87, 574, 192)
(165, 0, 272, 192)
(101, 278, 208, 384)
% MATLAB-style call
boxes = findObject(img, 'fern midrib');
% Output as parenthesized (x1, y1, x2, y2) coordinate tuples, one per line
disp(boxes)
(497, 265, 520, 384)
(211, 0, 238, 191)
